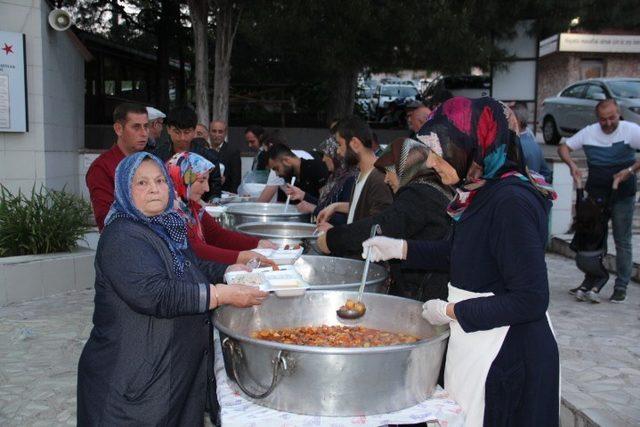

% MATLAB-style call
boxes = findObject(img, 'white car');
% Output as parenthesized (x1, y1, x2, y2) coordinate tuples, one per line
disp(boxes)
(370, 84, 419, 119)
(540, 78, 640, 145)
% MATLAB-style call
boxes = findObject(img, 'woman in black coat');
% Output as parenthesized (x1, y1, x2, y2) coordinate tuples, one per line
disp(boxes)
(317, 137, 453, 301)
(77, 152, 266, 426)
(363, 97, 559, 426)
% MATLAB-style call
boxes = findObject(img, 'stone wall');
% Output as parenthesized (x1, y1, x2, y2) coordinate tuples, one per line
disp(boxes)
(0, 0, 85, 196)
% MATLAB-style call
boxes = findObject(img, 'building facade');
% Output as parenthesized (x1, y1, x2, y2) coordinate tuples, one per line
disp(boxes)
(537, 32, 640, 123)
(0, 0, 88, 196)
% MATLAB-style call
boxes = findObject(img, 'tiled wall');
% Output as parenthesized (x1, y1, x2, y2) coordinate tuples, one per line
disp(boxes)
(0, 0, 84, 196)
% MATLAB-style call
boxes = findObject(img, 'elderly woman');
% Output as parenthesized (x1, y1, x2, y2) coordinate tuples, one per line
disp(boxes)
(285, 137, 357, 225)
(77, 152, 267, 425)
(316, 137, 452, 301)
(363, 97, 559, 426)
(166, 151, 278, 266)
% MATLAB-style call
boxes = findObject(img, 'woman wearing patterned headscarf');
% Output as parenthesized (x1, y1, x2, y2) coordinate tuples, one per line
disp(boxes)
(288, 136, 357, 225)
(77, 152, 267, 425)
(166, 151, 278, 266)
(362, 97, 559, 427)
(317, 137, 453, 301)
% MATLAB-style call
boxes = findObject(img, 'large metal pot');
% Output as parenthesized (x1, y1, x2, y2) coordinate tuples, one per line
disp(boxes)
(293, 255, 387, 292)
(236, 222, 318, 253)
(215, 291, 449, 416)
(222, 203, 311, 229)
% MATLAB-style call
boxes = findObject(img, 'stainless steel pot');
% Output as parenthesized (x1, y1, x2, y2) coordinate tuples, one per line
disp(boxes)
(235, 222, 318, 253)
(215, 291, 449, 416)
(293, 255, 387, 292)
(222, 203, 311, 229)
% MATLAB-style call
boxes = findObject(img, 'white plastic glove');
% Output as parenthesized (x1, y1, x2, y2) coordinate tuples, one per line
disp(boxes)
(422, 299, 453, 325)
(361, 236, 406, 262)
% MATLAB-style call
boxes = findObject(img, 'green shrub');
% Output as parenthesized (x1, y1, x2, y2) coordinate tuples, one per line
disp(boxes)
(0, 185, 93, 257)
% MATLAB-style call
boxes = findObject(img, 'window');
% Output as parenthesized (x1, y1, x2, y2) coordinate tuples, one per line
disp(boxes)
(580, 59, 604, 80)
(585, 84, 606, 100)
(561, 85, 586, 98)
(607, 81, 640, 99)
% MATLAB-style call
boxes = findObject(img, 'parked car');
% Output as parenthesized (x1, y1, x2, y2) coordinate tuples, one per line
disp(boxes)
(540, 78, 640, 145)
(423, 75, 490, 101)
(370, 83, 419, 120)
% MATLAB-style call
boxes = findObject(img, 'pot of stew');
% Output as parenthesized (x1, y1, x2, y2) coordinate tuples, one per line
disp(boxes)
(214, 291, 449, 416)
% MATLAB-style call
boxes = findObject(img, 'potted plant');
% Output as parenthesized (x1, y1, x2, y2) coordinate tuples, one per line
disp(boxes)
(0, 185, 95, 306)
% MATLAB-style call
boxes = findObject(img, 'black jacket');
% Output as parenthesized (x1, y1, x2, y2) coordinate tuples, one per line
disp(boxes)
(217, 141, 242, 193)
(77, 218, 227, 425)
(326, 182, 452, 301)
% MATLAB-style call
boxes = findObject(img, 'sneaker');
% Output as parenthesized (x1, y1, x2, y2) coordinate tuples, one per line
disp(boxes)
(575, 288, 588, 302)
(586, 289, 600, 304)
(610, 289, 626, 303)
(569, 285, 586, 296)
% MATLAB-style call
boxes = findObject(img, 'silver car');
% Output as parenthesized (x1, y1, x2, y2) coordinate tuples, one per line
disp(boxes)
(540, 78, 640, 145)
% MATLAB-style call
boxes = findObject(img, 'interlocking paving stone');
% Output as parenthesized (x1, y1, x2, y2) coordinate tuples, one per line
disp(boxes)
(0, 253, 637, 426)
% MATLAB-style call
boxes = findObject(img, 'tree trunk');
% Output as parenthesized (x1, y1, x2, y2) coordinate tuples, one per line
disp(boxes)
(188, 0, 210, 124)
(211, 0, 243, 123)
(325, 69, 358, 121)
(156, 0, 173, 111)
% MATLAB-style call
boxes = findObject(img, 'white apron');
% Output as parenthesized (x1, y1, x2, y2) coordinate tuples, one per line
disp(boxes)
(444, 284, 559, 427)
(444, 284, 509, 427)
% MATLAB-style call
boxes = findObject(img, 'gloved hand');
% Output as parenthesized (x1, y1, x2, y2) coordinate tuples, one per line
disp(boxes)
(422, 299, 453, 325)
(362, 236, 406, 262)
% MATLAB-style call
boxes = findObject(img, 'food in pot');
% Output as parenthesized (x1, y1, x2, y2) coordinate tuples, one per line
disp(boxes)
(252, 325, 419, 347)
(228, 272, 264, 286)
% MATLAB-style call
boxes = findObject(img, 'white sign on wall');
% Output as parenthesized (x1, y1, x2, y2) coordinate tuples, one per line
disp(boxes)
(0, 31, 27, 132)
(559, 33, 640, 54)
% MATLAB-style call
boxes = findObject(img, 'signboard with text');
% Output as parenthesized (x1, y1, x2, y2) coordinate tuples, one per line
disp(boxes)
(0, 31, 27, 132)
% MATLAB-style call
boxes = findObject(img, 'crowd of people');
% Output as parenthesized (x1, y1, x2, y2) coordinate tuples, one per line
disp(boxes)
(78, 94, 640, 426)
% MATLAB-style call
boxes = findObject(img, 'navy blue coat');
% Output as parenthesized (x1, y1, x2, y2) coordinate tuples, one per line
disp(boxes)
(77, 218, 227, 426)
(405, 177, 559, 426)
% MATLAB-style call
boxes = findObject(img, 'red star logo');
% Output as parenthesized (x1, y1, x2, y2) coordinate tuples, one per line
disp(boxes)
(2, 43, 14, 55)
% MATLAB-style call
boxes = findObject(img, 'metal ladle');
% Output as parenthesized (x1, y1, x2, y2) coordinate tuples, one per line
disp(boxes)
(337, 224, 380, 319)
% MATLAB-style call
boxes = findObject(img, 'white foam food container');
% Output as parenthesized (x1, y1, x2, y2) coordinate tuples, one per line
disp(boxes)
(251, 247, 304, 265)
(224, 265, 309, 297)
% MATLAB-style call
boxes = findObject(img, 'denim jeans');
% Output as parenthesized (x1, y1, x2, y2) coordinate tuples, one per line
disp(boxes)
(610, 195, 635, 290)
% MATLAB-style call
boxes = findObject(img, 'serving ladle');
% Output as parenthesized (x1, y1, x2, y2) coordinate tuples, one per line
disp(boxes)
(337, 224, 381, 319)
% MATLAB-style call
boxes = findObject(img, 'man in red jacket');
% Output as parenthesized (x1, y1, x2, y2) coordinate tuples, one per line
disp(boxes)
(86, 103, 149, 231)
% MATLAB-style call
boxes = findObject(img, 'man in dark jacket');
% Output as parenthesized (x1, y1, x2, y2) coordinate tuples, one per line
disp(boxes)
(267, 142, 329, 201)
(149, 106, 223, 200)
(210, 120, 242, 193)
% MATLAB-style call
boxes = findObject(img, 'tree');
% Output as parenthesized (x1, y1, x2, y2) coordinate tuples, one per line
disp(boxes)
(211, 0, 243, 122)
(188, 0, 210, 124)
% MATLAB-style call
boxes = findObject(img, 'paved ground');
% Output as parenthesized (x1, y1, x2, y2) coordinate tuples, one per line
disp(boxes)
(0, 253, 638, 426)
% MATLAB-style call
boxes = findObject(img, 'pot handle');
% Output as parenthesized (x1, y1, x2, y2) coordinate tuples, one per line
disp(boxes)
(222, 337, 288, 399)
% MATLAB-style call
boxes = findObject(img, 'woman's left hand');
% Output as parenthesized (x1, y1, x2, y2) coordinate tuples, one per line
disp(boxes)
(296, 200, 316, 213)
(257, 239, 278, 249)
(422, 299, 455, 325)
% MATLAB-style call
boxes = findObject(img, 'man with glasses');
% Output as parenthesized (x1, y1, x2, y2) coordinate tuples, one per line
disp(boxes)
(151, 106, 223, 200)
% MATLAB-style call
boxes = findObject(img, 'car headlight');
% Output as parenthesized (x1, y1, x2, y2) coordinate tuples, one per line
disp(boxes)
(629, 107, 640, 114)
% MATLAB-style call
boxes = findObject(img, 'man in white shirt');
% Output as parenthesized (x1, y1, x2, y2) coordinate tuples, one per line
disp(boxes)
(316, 116, 393, 233)
(559, 99, 640, 303)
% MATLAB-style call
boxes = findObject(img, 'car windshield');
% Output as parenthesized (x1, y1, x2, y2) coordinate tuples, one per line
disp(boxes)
(380, 86, 418, 97)
(607, 81, 640, 99)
